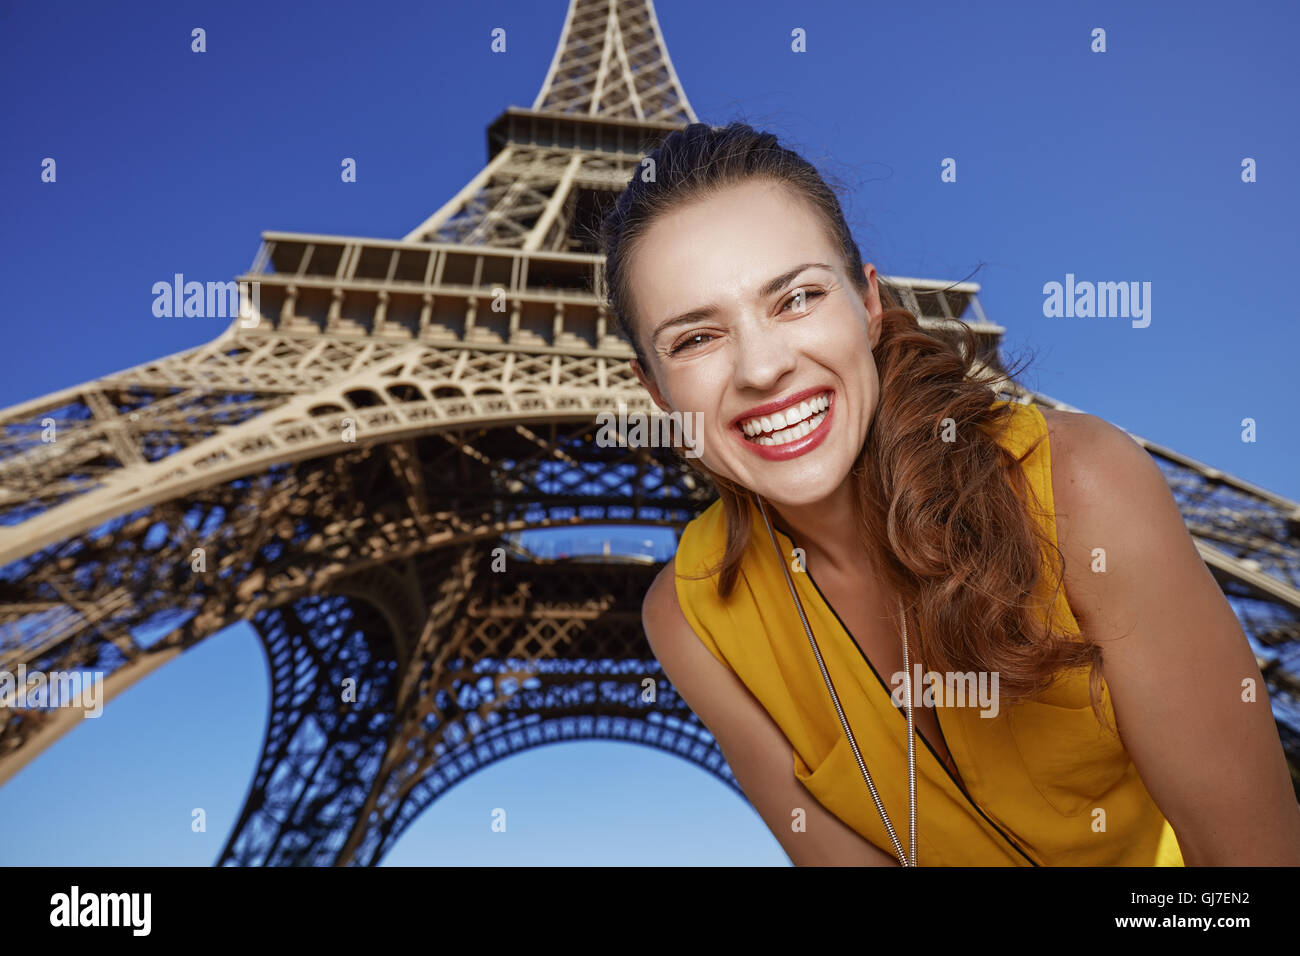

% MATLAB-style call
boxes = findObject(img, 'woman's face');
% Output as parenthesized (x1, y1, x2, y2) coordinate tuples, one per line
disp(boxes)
(628, 178, 884, 509)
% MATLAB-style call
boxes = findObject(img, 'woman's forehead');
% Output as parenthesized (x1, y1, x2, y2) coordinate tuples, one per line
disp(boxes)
(631, 184, 834, 319)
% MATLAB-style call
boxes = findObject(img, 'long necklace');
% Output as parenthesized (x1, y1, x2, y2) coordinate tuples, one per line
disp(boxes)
(756, 495, 919, 867)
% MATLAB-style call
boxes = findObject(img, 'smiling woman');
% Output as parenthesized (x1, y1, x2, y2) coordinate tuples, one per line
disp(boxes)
(600, 121, 1300, 867)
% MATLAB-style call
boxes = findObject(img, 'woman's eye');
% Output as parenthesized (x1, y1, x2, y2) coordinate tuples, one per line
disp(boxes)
(668, 332, 715, 355)
(666, 291, 822, 354)
(781, 288, 825, 313)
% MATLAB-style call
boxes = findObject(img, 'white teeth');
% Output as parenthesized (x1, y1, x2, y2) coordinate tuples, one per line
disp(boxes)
(752, 409, 827, 446)
(739, 391, 831, 438)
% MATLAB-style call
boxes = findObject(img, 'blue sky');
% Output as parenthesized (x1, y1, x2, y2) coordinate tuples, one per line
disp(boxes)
(1, 0, 1297, 865)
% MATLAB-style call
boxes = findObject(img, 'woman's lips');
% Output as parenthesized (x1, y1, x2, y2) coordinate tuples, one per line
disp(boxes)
(734, 391, 835, 462)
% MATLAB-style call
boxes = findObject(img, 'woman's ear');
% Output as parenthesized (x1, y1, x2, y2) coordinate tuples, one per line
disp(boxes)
(862, 262, 884, 348)
(631, 357, 674, 415)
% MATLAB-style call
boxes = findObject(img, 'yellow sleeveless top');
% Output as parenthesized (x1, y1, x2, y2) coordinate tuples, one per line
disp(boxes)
(673, 399, 1184, 866)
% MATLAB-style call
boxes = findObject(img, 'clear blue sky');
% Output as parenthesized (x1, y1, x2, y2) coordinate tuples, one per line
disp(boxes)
(1, 0, 1297, 865)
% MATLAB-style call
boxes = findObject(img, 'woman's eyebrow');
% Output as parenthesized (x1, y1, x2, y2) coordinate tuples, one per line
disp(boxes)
(649, 261, 835, 343)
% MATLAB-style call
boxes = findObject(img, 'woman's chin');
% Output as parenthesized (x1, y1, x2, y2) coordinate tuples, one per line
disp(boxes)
(705, 453, 853, 508)
(747, 472, 850, 509)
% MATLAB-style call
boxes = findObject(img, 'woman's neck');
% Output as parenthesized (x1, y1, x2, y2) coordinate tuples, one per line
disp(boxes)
(763, 478, 871, 579)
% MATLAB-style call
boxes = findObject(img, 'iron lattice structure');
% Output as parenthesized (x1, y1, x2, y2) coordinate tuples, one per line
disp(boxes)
(2, 0, 1299, 865)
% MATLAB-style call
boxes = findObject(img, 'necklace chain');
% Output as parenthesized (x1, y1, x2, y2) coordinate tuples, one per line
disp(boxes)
(757, 496, 918, 867)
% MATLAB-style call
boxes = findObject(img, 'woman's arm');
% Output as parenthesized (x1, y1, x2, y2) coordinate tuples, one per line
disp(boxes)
(642, 557, 900, 866)
(1045, 408, 1300, 865)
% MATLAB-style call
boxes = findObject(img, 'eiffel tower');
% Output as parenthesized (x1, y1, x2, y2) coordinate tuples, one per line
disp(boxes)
(2, 0, 1298, 866)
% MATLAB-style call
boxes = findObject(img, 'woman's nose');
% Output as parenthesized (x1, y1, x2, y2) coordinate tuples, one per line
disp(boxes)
(731, 321, 798, 390)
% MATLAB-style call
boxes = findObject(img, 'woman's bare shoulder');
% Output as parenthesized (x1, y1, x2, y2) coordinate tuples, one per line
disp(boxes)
(1037, 406, 1156, 519)
(1037, 406, 1182, 613)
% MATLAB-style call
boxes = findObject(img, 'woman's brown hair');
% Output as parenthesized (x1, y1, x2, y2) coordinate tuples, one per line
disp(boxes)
(599, 121, 1110, 730)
